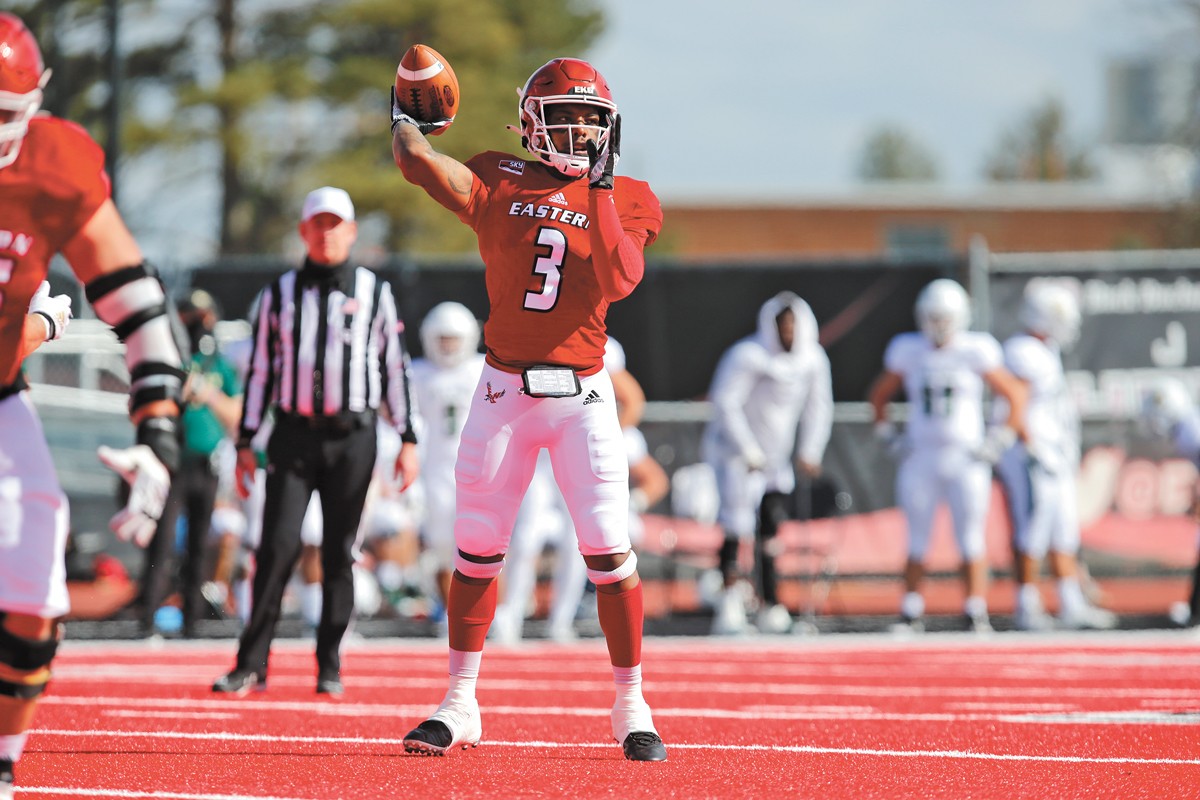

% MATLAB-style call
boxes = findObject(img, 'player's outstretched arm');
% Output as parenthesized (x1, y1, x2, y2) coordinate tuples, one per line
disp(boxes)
(62, 198, 187, 545)
(391, 114, 474, 213)
(867, 370, 902, 424)
(60, 199, 141, 286)
(984, 366, 1029, 442)
(63, 199, 184, 427)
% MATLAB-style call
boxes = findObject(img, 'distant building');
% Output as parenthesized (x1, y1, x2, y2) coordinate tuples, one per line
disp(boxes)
(661, 185, 1177, 260)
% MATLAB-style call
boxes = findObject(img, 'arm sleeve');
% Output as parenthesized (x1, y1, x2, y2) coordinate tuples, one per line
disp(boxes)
(588, 189, 649, 302)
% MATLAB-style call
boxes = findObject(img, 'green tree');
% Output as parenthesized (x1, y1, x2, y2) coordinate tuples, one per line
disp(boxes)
(14, 0, 604, 256)
(856, 125, 939, 182)
(984, 96, 1095, 182)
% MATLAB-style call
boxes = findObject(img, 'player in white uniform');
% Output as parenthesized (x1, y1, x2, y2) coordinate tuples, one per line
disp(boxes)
(702, 291, 833, 635)
(869, 279, 1027, 633)
(1141, 378, 1200, 627)
(410, 302, 486, 621)
(995, 282, 1117, 631)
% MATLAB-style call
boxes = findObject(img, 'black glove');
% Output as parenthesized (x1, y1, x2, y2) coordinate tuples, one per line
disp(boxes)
(586, 113, 621, 190)
(390, 86, 453, 136)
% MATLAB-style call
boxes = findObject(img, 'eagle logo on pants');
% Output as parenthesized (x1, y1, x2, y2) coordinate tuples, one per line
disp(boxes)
(484, 382, 505, 404)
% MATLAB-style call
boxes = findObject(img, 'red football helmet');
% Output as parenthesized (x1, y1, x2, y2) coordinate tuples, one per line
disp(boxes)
(516, 58, 616, 178)
(0, 12, 49, 169)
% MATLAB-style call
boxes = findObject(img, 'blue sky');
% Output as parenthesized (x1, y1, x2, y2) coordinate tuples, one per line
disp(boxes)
(588, 0, 1191, 201)
(121, 0, 1192, 265)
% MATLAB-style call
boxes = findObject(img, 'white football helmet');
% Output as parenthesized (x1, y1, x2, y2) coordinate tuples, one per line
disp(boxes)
(1019, 281, 1081, 348)
(419, 301, 480, 368)
(0, 12, 50, 170)
(915, 279, 970, 346)
(1140, 378, 1194, 438)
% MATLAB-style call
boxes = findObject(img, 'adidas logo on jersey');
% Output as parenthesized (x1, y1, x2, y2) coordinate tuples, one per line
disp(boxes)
(547, 191, 568, 206)
(582, 389, 603, 405)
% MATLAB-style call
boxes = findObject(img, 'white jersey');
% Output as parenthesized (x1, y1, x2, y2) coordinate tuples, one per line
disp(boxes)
(884, 331, 1002, 449)
(410, 352, 485, 564)
(604, 337, 627, 374)
(410, 353, 486, 474)
(999, 334, 1079, 467)
(702, 293, 834, 484)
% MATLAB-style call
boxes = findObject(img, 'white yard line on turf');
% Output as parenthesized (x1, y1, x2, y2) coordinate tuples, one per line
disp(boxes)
(32, 703, 1200, 724)
(26, 729, 1200, 766)
(18, 789, 315, 800)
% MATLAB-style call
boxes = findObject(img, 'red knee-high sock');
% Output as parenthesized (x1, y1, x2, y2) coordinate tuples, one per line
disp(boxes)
(447, 574, 498, 652)
(597, 582, 644, 668)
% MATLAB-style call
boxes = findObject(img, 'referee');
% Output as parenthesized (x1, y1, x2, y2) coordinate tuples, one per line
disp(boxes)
(213, 186, 419, 696)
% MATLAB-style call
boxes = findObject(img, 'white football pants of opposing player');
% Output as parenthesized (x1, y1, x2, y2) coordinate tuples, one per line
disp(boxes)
(454, 364, 630, 560)
(709, 457, 769, 541)
(0, 393, 70, 619)
(896, 446, 991, 564)
(995, 446, 1079, 562)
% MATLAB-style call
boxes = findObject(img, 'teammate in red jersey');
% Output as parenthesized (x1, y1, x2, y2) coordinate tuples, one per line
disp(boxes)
(391, 57, 667, 762)
(0, 13, 187, 797)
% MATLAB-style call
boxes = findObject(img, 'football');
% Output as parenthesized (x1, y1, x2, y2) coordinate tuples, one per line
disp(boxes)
(394, 44, 459, 133)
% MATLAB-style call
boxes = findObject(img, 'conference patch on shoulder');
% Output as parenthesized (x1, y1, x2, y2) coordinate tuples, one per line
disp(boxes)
(499, 158, 526, 176)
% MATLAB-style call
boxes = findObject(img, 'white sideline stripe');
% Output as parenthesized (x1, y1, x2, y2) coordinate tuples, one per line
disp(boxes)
(44, 672, 1200, 700)
(28, 729, 1200, 766)
(55, 652, 1200, 678)
(397, 62, 443, 81)
(104, 710, 242, 720)
(34, 700, 1200, 725)
(19, 791, 307, 800)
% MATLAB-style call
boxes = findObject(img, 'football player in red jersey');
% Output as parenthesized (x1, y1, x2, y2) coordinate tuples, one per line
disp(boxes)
(0, 13, 187, 796)
(391, 57, 667, 762)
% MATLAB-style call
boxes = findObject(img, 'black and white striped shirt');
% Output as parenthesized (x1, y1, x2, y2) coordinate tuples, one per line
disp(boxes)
(237, 259, 417, 445)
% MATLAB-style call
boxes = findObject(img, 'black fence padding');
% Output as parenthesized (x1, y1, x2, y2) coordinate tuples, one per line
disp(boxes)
(192, 256, 962, 403)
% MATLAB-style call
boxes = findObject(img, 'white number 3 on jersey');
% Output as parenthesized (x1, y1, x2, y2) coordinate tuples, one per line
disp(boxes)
(523, 227, 566, 312)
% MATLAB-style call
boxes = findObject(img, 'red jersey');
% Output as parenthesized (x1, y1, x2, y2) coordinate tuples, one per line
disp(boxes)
(457, 151, 662, 374)
(0, 115, 109, 385)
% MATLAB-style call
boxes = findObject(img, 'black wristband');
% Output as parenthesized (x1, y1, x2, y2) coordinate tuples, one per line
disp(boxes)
(137, 416, 181, 474)
(32, 310, 56, 340)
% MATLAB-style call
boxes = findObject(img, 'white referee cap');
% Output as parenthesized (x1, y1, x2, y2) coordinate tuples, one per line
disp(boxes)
(301, 186, 355, 222)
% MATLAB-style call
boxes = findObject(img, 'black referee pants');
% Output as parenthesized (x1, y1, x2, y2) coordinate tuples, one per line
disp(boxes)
(236, 415, 377, 679)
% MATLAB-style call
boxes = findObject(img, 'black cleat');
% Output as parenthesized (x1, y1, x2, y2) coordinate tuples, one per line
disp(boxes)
(1, 757, 13, 798)
(403, 698, 482, 755)
(212, 669, 265, 695)
(404, 720, 455, 755)
(622, 731, 668, 762)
